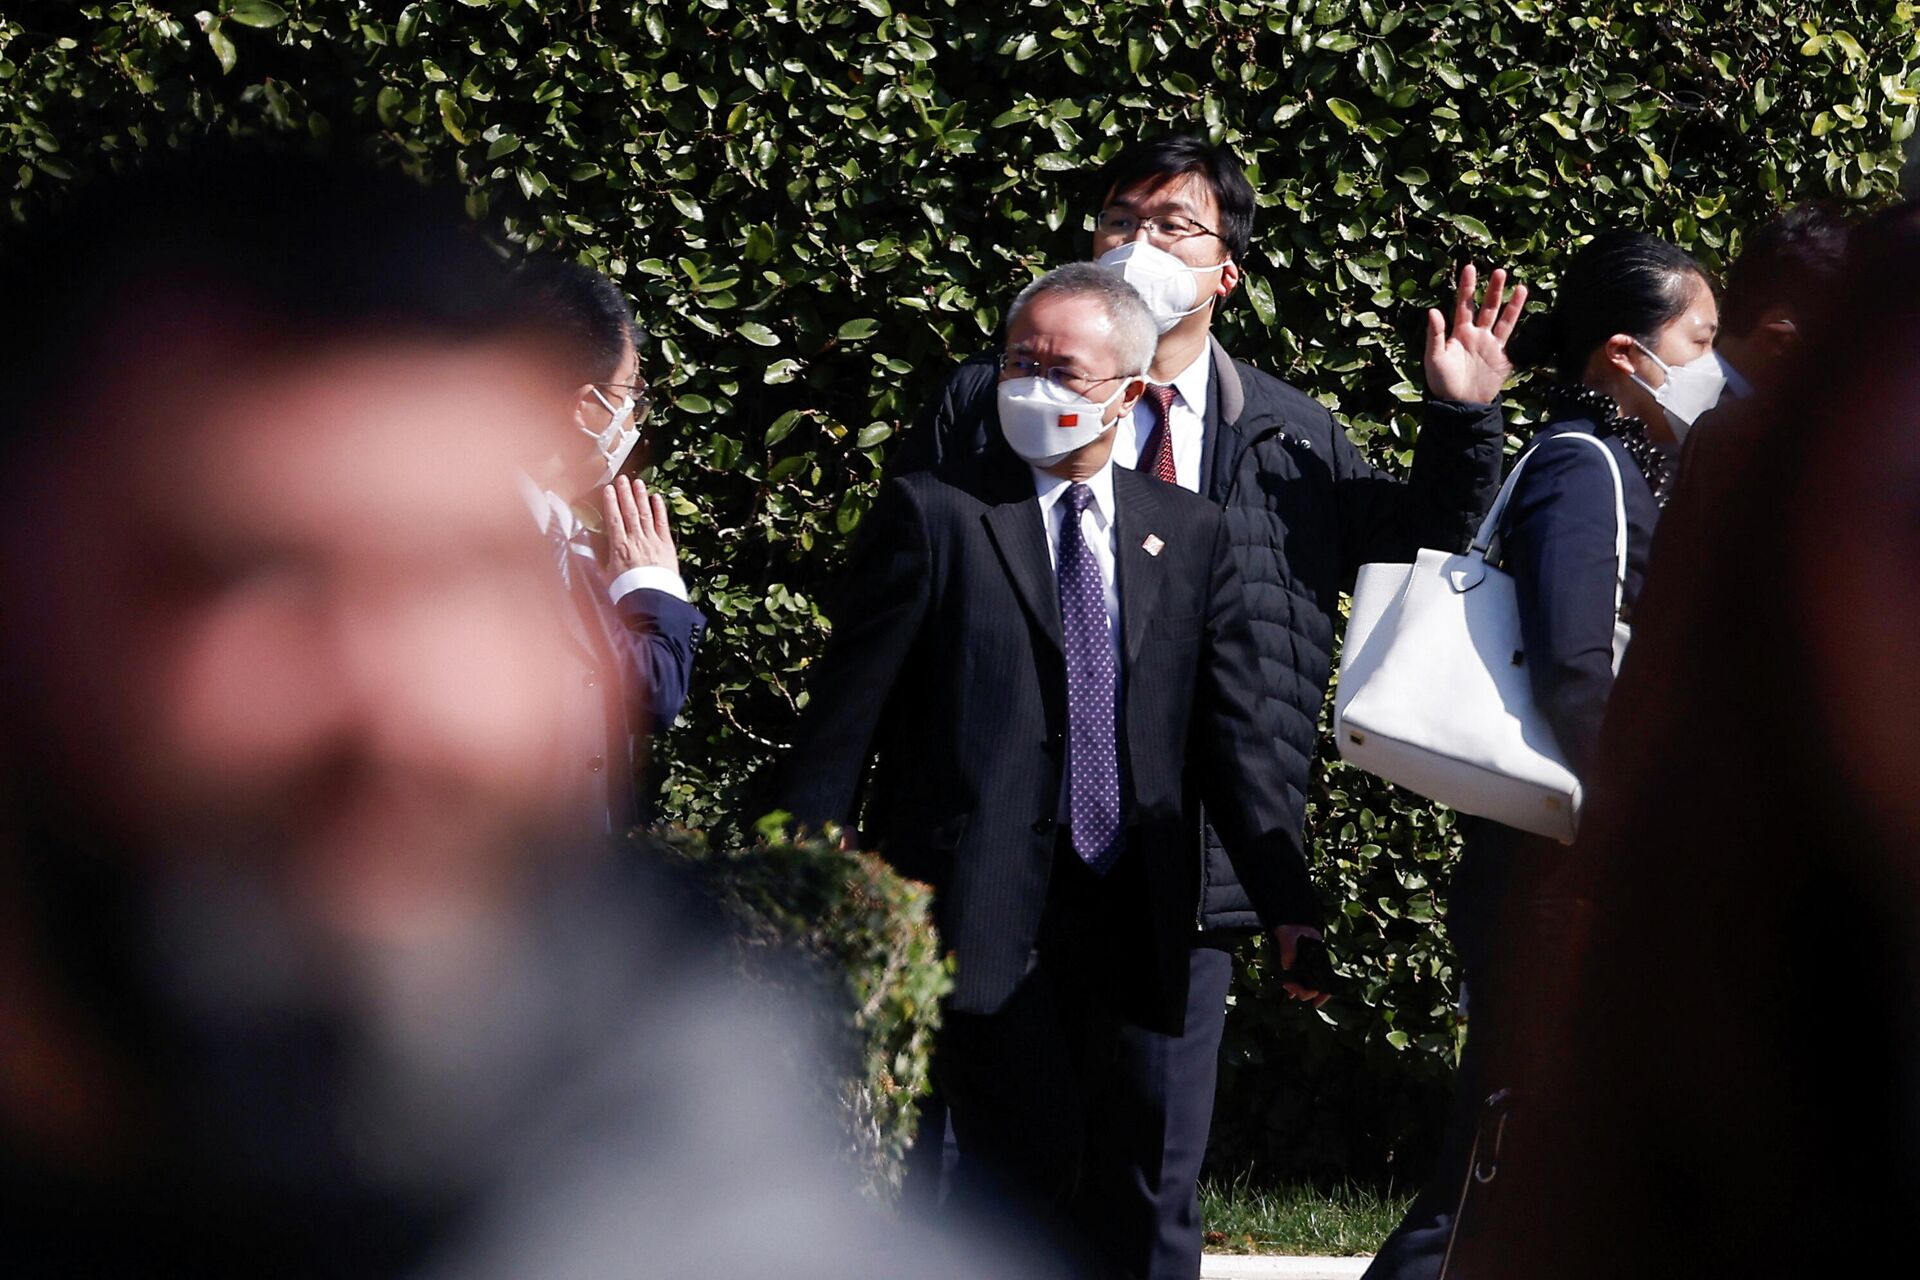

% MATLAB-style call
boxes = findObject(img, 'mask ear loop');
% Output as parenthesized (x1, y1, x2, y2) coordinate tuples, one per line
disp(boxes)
(584, 386, 636, 447)
(1171, 254, 1234, 321)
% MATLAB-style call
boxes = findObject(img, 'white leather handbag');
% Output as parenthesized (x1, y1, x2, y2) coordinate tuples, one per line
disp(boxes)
(1333, 432, 1630, 843)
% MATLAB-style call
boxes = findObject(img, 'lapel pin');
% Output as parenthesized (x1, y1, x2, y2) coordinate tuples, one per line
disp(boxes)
(1142, 534, 1165, 557)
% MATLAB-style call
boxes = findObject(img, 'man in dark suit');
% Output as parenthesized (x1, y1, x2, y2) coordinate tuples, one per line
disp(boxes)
(891, 136, 1521, 1278)
(776, 263, 1327, 1274)
(519, 259, 707, 831)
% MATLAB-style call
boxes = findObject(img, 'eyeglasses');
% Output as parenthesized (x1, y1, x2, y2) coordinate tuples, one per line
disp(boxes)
(997, 354, 1134, 393)
(592, 381, 654, 425)
(1094, 209, 1223, 244)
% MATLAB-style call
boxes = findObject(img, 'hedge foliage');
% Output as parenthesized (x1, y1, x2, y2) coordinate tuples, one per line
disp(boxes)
(5, 0, 1914, 1183)
(651, 819, 951, 1200)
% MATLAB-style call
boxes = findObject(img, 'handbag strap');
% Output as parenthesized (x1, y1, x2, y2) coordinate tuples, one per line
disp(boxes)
(1470, 431, 1629, 616)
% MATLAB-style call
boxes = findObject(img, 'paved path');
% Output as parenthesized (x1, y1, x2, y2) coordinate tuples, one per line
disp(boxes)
(1201, 1256, 1371, 1279)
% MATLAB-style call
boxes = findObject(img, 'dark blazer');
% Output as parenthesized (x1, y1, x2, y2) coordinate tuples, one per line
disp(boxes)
(560, 560, 706, 830)
(890, 340, 1504, 928)
(775, 457, 1317, 1033)
(1498, 421, 1659, 784)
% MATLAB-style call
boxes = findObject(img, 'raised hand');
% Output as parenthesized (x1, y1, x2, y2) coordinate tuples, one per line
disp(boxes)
(1424, 263, 1528, 405)
(600, 473, 680, 578)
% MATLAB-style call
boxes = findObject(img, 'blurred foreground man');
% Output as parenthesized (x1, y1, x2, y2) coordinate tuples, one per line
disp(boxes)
(892, 135, 1521, 1279)
(517, 257, 706, 830)
(776, 265, 1326, 1278)
(0, 150, 1006, 1280)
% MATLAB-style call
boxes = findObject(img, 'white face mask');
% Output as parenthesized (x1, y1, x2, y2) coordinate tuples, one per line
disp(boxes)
(580, 385, 640, 487)
(1095, 240, 1230, 334)
(1629, 340, 1725, 449)
(996, 375, 1136, 467)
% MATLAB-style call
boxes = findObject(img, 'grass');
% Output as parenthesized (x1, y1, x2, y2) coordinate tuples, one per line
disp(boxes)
(1200, 1176, 1411, 1257)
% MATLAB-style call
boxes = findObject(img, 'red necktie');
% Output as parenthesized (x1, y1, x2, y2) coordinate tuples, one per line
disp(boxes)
(1140, 384, 1179, 485)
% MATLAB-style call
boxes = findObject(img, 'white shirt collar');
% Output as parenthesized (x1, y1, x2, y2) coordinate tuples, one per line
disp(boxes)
(1031, 453, 1118, 524)
(1161, 341, 1212, 415)
(516, 470, 576, 538)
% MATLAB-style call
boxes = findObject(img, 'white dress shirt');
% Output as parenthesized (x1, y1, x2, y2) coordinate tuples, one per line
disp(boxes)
(1113, 342, 1210, 494)
(1032, 458, 1122, 664)
(517, 472, 690, 604)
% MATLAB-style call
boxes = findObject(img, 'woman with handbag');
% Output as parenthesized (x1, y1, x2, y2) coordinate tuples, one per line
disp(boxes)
(1361, 231, 1719, 1280)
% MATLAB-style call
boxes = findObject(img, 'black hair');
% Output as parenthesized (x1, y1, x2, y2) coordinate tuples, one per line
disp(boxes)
(1719, 203, 1853, 337)
(1094, 135, 1255, 263)
(0, 144, 535, 466)
(1510, 230, 1712, 384)
(516, 255, 643, 385)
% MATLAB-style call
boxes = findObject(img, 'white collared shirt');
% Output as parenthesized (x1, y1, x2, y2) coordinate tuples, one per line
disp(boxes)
(1032, 458, 1122, 663)
(517, 471, 690, 604)
(1114, 342, 1210, 493)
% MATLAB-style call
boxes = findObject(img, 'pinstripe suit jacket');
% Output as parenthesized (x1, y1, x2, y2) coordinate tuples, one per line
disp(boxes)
(776, 455, 1317, 1033)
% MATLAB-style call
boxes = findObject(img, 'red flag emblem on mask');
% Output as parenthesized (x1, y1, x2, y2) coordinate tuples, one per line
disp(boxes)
(1058, 413, 1079, 427)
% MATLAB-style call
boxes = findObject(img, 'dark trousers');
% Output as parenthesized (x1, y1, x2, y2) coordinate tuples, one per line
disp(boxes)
(932, 840, 1155, 1278)
(1363, 821, 1551, 1280)
(1077, 941, 1235, 1280)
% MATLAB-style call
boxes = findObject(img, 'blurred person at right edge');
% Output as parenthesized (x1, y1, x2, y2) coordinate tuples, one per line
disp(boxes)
(1452, 199, 1920, 1280)
(0, 147, 1021, 1280)
(1361, 231, 1721, 1280)
(891, 134, 1524, 1280)
(1657, 203, 1855, 543)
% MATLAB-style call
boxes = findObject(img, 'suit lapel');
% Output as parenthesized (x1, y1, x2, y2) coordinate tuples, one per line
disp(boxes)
(982, 478, 1064, 653)
(1114, 467, 1171, 666)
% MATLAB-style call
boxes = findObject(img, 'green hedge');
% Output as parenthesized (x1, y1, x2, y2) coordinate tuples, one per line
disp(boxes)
(651, 819, 951, 1200)
(6, 0, 1913, 1184)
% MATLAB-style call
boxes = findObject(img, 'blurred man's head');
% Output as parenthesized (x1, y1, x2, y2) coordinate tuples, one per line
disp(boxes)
(1716, 203, 1852, 393)
(0, 150, 591, 946)
(517, 257, 653, 499)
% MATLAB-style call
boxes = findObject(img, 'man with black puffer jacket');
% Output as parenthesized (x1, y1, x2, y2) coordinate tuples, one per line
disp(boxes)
(888, 135, 1525, 1280)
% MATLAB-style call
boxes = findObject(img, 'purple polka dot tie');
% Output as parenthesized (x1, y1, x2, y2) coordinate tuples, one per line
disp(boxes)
(1057, 482, 1122, 873)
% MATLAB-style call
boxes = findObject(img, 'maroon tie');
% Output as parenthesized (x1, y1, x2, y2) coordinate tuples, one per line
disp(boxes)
(1140, 384, 1179, 485)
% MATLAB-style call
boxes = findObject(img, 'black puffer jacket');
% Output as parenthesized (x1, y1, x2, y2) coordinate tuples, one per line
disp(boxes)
(888, 339, 1505, 930)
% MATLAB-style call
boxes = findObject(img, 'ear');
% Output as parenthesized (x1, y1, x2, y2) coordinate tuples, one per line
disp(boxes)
(570, 384, 600, 432)
(1215, 258, 1242, 300)
(1602, 333, 1642, 380)
(1114, 376, 1148, 418)
(1756, 306, 1800, 358)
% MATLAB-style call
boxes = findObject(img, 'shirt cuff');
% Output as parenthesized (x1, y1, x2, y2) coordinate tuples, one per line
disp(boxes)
(607, 565, 690, 604)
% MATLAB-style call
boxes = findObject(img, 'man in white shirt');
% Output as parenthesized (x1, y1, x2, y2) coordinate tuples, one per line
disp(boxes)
(519, 259, 706, 831)
(777, 263, 1325, 1276)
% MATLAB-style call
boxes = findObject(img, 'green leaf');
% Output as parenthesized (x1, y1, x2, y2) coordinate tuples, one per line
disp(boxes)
(1445, 213, 1493, 242)
(736, 321, 780, 347)
(856, 424, 893, 449)
(1538, 110, 1577, 141)
(226, 0, 287, 27)
(1324, 98, 1362, 129)
(375, 85, 404, 128)
(837, 318, 881, 341)
(668, 191, 705, 222)
(1243, 274, 1277, 325)
(435, 90, 470, 145)
(765, 410, 802, 446)
(206, 22, 238, 75)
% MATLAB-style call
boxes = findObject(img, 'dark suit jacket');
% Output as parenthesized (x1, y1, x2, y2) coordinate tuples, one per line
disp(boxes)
(775, 457, 1316, 1033)
(560, 557, 706, 830)
(1499, 421, 1659, 786)
(889, 340, 1504, 929)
